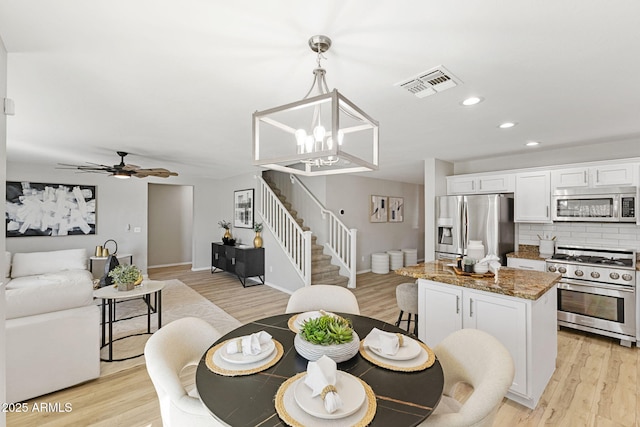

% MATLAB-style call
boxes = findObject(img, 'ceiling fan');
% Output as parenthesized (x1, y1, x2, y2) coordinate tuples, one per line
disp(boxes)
(58, 151, 179, 179)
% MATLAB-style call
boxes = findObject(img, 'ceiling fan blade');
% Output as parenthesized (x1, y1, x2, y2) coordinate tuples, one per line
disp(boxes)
(133, 168, 179, 178)
(122, 164, 141, 171)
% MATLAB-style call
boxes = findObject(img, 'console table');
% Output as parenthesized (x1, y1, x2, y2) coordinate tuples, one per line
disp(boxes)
(211, 242, 264, 287)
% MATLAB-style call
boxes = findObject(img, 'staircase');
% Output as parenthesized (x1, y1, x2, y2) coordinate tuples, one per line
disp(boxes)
(263, 177, 349, 287)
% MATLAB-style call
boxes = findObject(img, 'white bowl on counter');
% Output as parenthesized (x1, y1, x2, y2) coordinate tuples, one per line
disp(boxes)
(473, 262, 489, 274)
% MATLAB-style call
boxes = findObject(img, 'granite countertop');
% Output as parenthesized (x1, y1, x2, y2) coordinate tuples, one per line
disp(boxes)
(506, 244, 551, 261)
(508, 244, 640, 271)
(395, 259, 561, 300)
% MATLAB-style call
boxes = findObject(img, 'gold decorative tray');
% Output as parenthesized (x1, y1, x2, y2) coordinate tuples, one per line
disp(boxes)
(452, 266, 494, 278)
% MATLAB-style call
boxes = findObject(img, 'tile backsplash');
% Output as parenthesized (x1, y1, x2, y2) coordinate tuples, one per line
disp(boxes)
(518, 222, 640, 251)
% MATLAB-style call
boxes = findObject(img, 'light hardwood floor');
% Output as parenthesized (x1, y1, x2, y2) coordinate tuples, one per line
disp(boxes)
(7, 265, 640, 426)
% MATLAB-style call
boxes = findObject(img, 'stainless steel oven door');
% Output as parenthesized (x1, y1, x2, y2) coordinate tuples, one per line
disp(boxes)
(557, 279, 636, 341)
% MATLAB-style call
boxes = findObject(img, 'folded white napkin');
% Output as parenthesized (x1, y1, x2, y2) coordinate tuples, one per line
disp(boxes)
(225, 331, 272, 356)
(304, 355, 343, 414)
(363, 327, 407, 356)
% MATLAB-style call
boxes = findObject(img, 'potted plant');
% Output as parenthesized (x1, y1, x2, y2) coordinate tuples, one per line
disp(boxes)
(108, 264, 142, 292)
(253, 222, 263, 248)
(218, 220, 235, 245)
(294, 314, 360, 363)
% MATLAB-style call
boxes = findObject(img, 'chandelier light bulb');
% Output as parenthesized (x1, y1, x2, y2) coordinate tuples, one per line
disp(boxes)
(305, 135, 314, 153)
(313, 125, 326, 142)
(295, 129, 307, 145)
(326, 137, 334, 150)
(338, 130, 344, 145)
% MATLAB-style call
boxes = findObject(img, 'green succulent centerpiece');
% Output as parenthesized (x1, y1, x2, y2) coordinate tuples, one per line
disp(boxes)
(294, 314, 360, 362)
(108, 264, 142, 292)
(300, 314, 354, 345)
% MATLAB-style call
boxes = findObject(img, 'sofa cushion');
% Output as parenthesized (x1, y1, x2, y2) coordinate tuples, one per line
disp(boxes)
(4, 251, 10, 279)
(10, 248, 87, 278)
(5, 269, 94, 319)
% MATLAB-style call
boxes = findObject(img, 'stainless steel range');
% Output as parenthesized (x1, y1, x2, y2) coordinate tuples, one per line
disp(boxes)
(546, 245, 636, 347)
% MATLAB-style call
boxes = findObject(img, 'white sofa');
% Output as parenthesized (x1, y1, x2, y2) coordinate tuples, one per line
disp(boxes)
(4, 248, 100, 403)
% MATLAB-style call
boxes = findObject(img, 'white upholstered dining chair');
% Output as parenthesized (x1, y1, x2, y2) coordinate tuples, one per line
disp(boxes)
(144, 317, 225, 427)
(285, 284, 360, 315)
(420, 328, 515, 427)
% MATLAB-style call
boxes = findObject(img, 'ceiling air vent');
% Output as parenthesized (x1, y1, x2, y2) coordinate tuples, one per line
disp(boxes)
(395, 66, 461, 98)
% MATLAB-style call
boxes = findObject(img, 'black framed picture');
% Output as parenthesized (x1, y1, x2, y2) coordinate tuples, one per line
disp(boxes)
(6, 181, 97, 237)
(234, 189, 254, 228)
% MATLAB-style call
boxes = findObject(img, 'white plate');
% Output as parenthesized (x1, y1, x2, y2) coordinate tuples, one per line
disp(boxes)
(293, 371, 365, 420)
(368, 336, 422, 361)
(294, 311, 336, 330)
(219, 339, 276, 365)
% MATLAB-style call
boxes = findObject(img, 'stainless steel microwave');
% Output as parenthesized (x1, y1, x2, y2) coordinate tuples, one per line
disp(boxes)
(552, 187, 637, 222)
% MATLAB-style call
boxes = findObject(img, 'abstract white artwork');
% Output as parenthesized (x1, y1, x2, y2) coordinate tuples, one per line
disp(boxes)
(6, 181, 96, 237)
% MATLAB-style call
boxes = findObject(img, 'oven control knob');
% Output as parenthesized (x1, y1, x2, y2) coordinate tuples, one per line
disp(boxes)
(548, 265, 556, 272)
(558, 266, 567, 274)
(574, 270, 584, 277)
(609, 272, 620, 280)
(590, 271, 600, 279)
(622, 274, 633, 281)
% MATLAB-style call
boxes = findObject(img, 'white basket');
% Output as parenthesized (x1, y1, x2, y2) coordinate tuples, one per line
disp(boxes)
(294, 332, 360, 363)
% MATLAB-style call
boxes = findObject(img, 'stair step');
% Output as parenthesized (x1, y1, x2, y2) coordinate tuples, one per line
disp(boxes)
(312, 254, 332, 262)
(312, 263, 340, 274)
(312, 276, 349, 287)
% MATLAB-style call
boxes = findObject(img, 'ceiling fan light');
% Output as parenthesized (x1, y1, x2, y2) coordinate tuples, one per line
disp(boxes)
(113, 171, 130, 179)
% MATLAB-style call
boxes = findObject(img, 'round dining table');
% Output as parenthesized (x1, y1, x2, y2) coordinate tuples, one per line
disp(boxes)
(196, 313, 444, 426)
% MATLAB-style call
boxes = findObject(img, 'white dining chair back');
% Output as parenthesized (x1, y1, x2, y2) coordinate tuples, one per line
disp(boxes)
(285, 284, 360, 314)
(144, 317, 224, 427)
(420, 328, 515, 427)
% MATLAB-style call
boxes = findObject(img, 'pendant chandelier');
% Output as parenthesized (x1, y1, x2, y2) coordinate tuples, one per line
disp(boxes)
(253, 35, 379, 176)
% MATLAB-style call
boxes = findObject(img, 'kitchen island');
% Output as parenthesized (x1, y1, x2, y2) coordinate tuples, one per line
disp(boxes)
(396, 260, 561, 409)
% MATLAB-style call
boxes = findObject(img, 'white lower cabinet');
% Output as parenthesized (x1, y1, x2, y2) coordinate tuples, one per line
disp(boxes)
(418, 279, 557, 409)
(507, 257, 547, 272)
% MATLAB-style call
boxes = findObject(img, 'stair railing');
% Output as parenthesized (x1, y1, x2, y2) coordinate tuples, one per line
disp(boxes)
(257, 176, 312, 286)
(289, 174, 358, 288)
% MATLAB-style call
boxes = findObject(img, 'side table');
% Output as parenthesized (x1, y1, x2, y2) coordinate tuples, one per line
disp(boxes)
(89, 253, 133, 278)
(93, 280, 165, 362)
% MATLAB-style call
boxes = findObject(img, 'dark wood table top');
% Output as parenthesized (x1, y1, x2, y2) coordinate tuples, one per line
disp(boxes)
(196, 313, 443, 426)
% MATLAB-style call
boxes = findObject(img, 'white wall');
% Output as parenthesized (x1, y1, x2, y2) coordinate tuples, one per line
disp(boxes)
(148, 183, 193, 267)
(325, 174, 425, 272)
(424, 158, 453, 262)
(5, 162, 225, 274)
(453, 135, 640, 175)
(1, 35, 7, 427)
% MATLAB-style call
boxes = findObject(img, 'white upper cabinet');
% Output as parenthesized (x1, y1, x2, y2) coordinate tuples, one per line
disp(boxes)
(447, 173, 514, 195)
(515, 171, 551, 223)
(551, 164, 636, 189)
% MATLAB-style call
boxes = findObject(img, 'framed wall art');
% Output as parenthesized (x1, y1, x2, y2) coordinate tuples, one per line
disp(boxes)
(234, 189, 254, 228)
(6, 181, 97, 237)
(370, 195, 388, 223)
(389, 197, 404, 222)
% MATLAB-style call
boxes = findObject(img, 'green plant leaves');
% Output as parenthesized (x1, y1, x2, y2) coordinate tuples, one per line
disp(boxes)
(300, 315, 354, 345)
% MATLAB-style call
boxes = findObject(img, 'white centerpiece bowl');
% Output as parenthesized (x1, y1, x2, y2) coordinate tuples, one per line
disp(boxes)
(294, 331, 360, 363)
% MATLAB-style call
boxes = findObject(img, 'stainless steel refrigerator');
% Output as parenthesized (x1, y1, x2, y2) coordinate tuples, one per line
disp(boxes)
(435, 194, 514, 264)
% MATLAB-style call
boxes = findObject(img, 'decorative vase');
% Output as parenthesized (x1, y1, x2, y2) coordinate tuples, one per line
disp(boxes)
(223, 229, 232, 240)
(253, 232, 263, 248)
(294, 332, 360, 363)
(117, 282, 135, 292)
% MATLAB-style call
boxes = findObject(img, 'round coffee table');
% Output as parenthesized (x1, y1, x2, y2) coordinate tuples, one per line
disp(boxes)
(93, 280, 165, 362)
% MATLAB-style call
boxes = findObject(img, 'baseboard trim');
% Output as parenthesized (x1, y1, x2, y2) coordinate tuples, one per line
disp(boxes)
(148, 262, 192, 269)
(191, 266, 211, 272)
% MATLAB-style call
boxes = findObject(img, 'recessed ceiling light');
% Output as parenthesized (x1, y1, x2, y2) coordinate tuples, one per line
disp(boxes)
(525, 141, 540, 147)
(498, 122, 517, 129)
(461, 96, 483, 106)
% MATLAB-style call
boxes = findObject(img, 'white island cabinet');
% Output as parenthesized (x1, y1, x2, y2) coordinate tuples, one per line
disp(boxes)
(418, 279, 557, 409)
